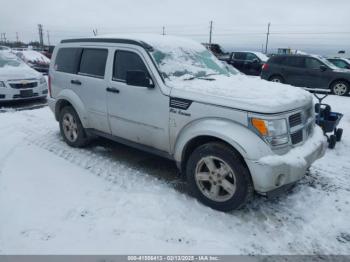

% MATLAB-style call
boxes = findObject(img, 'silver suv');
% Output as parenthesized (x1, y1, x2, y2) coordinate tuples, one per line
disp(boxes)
(48, 35, 327, 211)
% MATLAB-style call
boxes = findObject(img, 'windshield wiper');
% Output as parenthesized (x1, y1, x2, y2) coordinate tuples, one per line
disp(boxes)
(185, 73, 219, 81)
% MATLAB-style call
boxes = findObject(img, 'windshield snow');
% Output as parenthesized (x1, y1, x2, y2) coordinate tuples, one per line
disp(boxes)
(0, 52, 23, 68)
(151, 47, 237, 80)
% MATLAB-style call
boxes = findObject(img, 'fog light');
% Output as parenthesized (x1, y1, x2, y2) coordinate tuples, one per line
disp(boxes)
(275, 174, 286, 187)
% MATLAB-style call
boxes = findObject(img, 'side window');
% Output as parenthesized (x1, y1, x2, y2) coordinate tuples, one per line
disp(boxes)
(270, 56, 286, 65)
(79, 48, 108, 78)
(305, 58, 323, 69)
(246, 53, 258, 61)
(286, 57, 305, 68)
(55, 48, 82, 74)
(113, 50, 148, 81)
(234, 52, 247, 60)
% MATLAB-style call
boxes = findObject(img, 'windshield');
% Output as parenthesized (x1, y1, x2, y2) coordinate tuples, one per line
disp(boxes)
(313, 55, 338, 70)
(151, 47, 237, 80)
(0, 53, 23, 68)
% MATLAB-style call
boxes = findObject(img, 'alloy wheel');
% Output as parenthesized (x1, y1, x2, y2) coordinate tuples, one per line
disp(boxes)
(62, 112, 78, 142)
(333, 83, 348, 96)
(195, 156, 237, 202)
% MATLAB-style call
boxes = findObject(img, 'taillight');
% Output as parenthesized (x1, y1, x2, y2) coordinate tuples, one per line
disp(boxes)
(48, 75, 52, 98)
(262, 63, 269, 71)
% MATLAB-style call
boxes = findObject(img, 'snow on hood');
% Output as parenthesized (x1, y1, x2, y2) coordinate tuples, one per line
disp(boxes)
(169, 75, 313, 113)
(0, 52, 41, 80)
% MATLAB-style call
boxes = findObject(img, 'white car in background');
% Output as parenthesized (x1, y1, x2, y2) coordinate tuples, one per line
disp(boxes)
(0, 46, 11, 52)
(0, 52, 48, 101)
(15, 50, 50, 74)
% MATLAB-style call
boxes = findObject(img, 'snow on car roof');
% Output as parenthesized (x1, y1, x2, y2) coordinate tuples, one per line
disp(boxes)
(242, 51, 269, 62)
(65, 34, 207, 53)
(18, 50, 50, 63)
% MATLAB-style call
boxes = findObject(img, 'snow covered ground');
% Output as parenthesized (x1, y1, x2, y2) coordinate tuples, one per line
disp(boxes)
(0, 95, 349, 255)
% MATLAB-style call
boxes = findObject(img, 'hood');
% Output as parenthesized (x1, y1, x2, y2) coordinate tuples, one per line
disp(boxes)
(0, 64, 41, 81)
(169, 75, 313, 114)
(332, 68, 350, 74)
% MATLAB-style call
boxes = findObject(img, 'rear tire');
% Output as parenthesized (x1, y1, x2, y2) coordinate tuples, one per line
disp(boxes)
(331, 80, 349, 96)
(59, 106, 89, 147)
(186, 142, 253, 212)
(269, 75, 284, 83)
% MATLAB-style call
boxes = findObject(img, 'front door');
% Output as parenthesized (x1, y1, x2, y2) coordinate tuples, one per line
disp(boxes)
(106, 48, 170, 153)
(304, 57, 327, 89)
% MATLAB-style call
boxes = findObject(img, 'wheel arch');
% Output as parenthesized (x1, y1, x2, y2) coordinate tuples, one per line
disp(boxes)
(329, 78, 350, 89)
(54, 90, 89, 128)
(173, 118, 272, 174)
(268, 74, 284, 82)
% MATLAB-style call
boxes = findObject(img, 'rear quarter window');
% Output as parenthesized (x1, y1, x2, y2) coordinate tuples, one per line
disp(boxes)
(55, 48, 82, 74)
(269, 56, 286, 65)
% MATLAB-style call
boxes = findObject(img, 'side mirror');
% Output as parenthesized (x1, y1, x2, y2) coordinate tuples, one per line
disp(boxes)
(252, 58, 259, 64)
(320, 65, 327, 71)
(126, 70, 154, 88)
(345, 65, 350, 70)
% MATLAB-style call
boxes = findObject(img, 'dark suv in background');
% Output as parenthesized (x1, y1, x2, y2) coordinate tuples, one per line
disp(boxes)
(261, 54, 350, 96)
(222, 51, 268, 76)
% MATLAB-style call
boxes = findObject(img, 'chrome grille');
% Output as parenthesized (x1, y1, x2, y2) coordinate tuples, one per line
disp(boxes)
(289, 112, 302, 128)
(291, 130, 303, 145)
(10, 82, 38, 89)
(288, 106, 314, 146)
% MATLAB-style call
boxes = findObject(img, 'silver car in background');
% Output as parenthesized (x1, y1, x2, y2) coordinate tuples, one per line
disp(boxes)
(0, 52, 48, 101)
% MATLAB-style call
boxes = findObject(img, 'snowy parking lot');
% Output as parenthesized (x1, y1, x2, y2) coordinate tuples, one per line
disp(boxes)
(0, 95, 349, 255)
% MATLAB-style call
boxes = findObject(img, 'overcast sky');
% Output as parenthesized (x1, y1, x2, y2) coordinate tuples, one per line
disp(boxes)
(1, 0, 349, 55)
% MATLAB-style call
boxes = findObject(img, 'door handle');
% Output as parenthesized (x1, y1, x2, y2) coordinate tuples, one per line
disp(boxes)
(71, 80, 82, 85)
(106, 87, 120, 94)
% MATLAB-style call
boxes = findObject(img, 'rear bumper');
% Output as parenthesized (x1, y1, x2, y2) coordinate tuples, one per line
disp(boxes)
(246, 127, 327, 193)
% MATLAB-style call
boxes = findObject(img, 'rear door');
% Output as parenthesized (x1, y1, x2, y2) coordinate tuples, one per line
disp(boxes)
(67, 47, 110, 133)
(283, 56, 306, 87)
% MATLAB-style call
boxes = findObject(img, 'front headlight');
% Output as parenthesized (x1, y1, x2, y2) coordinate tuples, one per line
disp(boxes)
(0, 81, 5, 87)
(39, 77, 46, 85)
(251, 118, 289, 146)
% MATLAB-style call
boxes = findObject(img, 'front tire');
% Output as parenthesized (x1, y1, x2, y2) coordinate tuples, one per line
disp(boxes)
(59, 106, 89, 147)
(186, 142, 253, 212)
(331, 80, 349, 96)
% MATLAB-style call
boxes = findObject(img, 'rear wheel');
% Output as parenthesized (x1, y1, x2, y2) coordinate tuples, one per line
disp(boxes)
(59, 106, 89, 147)
(186, 142, 253, 212)
(331, 81, 349, 96)
(269, 75, 284, 83)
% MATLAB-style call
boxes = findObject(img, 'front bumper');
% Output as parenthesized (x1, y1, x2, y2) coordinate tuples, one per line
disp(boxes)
(246, 127, 327, 193)
(0, 83, 48, 102)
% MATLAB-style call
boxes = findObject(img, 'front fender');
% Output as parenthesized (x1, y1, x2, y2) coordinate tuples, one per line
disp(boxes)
(173, 118, 272, 163)
(55, 89, 89, 128)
